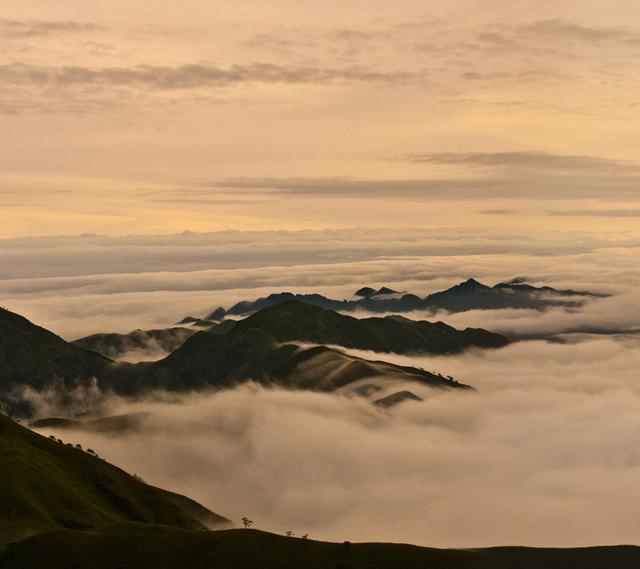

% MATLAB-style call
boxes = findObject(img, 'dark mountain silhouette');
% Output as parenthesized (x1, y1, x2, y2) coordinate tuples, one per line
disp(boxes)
(3, 524, 640, 569)
(205, 307, 227, 321)
(355, 286, 376, 297)
(196, 278, 606, 320)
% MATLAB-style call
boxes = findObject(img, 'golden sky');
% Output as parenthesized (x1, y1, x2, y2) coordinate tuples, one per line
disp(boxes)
(2, 0, 640, 236)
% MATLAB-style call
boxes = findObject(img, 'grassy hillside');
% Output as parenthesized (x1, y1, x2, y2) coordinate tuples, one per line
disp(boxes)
(230, 300, 509, 354)
(2, 524, 639, 569)
(121, 328, 470, 395)
(72, 328, 195, 360)
(0, 413, 229, 548)
(1, 302, 484, 409)
(0, 308, 109, 392)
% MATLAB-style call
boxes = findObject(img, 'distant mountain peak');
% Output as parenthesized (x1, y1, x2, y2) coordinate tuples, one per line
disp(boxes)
(355, 287, 376, 297)
(458, 278, 489, 290)
(374, 286, 399, 296)
(206, 307, 227, 321)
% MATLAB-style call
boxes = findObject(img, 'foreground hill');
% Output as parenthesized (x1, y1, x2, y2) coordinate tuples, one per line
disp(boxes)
(0, 413, 229, 548)
(2, 524, 639, 569)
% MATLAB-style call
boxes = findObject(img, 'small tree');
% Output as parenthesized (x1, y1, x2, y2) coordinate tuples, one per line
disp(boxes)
(241, 517, 253, 529)
(286, 531, 294, 537)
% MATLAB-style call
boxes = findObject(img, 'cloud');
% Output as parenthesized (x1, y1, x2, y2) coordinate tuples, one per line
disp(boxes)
(519, 19, 640, 46)
(0, 60, 420, 114)
(216, 176, 507, 197)
(405, 151, 640, 174)
(211, 166, 640, 200)
(0, 19, 104, 38)
(215, 150, 640, 198)
(32, 334, 640, 548)
(546, 209, 640, 218)
(0, 62, 416, 90)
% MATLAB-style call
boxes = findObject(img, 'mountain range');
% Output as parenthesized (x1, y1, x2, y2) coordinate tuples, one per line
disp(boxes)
(181, 278, 606, 322)
(1, 301, 505, 415)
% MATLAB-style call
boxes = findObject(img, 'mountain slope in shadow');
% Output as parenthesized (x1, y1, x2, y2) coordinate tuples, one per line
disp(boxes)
(0, 413, 230, 549)
(2, 525, 640, 569)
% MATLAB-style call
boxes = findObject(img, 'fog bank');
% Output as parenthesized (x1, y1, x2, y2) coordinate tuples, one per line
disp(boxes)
(34, 335, 640, 548)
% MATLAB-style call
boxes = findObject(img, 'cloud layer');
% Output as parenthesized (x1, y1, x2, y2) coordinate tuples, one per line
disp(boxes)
(1, 228, 638, 338)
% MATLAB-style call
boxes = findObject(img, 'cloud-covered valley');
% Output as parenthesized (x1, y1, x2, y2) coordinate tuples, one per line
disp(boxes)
(33, 335, 640, 548)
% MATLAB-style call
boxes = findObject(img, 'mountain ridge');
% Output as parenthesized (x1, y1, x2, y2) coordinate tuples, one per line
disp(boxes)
(185, 278, 607, 322)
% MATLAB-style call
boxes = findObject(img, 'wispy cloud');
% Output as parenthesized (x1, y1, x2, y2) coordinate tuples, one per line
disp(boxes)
(546, 209, 640, 218)
(0, 62, 417, 90)
(0, 19, 104, 38)
(405, 151, 640, 174)
(518, 19, 640, 46)
(213, 150, 640, 199)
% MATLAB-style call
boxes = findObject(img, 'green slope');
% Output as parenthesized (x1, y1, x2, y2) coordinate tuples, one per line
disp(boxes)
(0, 413, 229, 548)
(228, 300, 509, 354)
(72, 328, 195, 360)
(1, 302, 488, 407)
(2, 524, 639, 569)
(121, 331, 470, 395)
(0, 308, 109, 392)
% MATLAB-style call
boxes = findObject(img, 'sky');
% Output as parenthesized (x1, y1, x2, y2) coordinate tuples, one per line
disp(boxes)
(2, 0, 640, 238)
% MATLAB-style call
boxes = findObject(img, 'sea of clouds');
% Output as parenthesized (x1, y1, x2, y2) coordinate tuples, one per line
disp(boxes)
(31, 333, 640, 548)
(6, 226, 640, 548)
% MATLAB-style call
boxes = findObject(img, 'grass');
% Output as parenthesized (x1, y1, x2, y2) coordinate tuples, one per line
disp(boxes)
(0, 414, 228, 549)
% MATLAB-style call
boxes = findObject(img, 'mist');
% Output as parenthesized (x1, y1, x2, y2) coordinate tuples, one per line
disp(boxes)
(33, 334, 640, 548)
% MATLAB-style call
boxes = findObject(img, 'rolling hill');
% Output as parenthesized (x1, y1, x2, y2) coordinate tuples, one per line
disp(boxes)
(72, 328, 196, 361)
(226, 300, 508, 354)
(117, 324, 471, 396)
